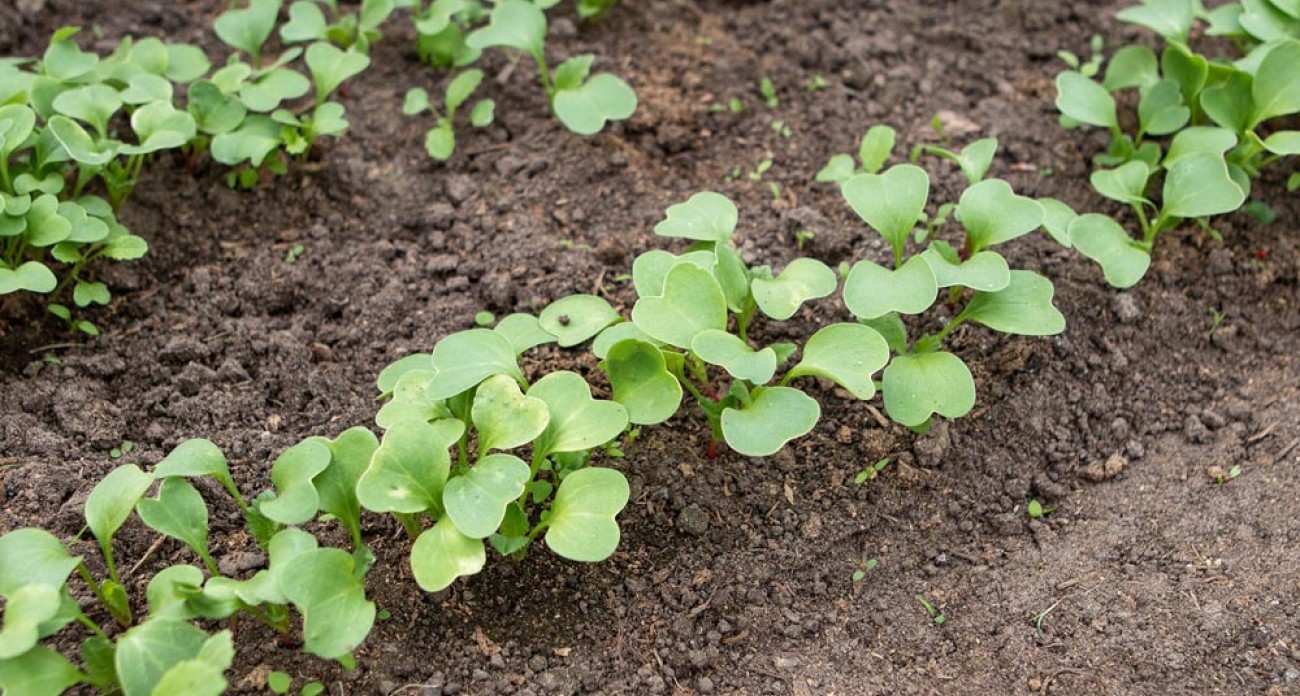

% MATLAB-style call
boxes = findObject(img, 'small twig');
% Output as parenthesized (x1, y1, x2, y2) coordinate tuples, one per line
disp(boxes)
(462, 142, 513, 158)
(1247, 422, 1277, 443)
(1276, 437, 1299, 462)
(28, 342, 82, 354)
(126, 535, 168, 578)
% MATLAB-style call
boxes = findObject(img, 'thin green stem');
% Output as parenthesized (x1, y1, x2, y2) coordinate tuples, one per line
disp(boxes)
(241, 603, 289, 633)
(934, 313, 969, 344)
(74, 610, 109, 641)
(535, 50, 555, 103)
(74, 562, 110, 611)
(394, 512, 421, 540)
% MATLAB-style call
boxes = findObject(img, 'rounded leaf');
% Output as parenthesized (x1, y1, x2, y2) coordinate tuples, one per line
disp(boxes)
(960, 270, 1066, 336)
(957, 178, 1044, 252)
(600, 339, 682, 425)
(787, 323, 890, 400)
(720, 387, 820, 457)
(443, 454, 530, 538)
(356, 419, 461, 513)
(411, 515, 486, 592)
(690, 330, 777, 385)
(1055, 71, 1118, 129)
(529, 371, 629, 456)
(544, 468, 629, 562)
(841, 165, 929, 253)
(554, 73, 637, 136)
(751, 257, 837, 320)
(428, 329, 524, 399)
(653, 191, 737, 242)
(843, 256, 937, 320)
(471, 374, 550, 454)
(631, 263, 727, 349)
(882, 352, 976, 427)
(538, 294, 620, 347)
(1068, 214, 1151, 288)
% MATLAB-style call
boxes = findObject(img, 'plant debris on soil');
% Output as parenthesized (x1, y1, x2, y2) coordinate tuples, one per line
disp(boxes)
(2, 0, 1299, 694)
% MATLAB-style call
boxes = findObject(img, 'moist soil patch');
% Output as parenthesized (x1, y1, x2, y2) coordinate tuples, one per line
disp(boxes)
(2, 0, 1299, 694)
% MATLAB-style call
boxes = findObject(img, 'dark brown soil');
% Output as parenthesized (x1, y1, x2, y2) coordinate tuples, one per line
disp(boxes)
(3, 0, 1299, 694)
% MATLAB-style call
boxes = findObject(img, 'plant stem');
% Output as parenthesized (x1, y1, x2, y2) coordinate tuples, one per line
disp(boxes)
(74, 562, 111, 613)
(394, 512, 421, 540)
(534, 50, 556, 103)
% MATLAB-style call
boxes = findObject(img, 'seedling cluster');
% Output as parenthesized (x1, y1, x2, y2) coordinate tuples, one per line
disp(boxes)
(406, 0, 636, 156)
(1054, 0, 1300, 286)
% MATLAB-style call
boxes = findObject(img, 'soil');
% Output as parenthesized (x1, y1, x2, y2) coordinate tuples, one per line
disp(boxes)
(3, 0, 1299, 694)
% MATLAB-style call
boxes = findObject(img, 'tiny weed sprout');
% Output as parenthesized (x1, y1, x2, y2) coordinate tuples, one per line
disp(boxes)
(411, 0, 635, 143)
(851, 558, 878, 582)
(403, 68, 495, 161)
(1026, 499, 1055, 518)
(759, 76, 778, 109)
(0, 436, 377, 696)
(917, 595, 946, 625)
(854, 457, 890, 485)
(1054, 0, 1300, 287)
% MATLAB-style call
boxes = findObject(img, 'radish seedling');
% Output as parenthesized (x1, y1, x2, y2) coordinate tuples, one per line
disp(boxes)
(369, 330, 633, 591)
(280, 0, 398, 54)
(403, 68, 495, 160)
(1054, 2, 1300, 286)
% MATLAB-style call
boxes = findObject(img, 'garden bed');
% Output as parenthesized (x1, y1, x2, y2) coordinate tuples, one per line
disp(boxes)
(2, 0, 1299, 694)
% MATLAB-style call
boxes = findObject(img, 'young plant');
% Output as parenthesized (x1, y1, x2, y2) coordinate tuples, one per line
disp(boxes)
(368, 326, 632, 591)
(280, 0, 398, 54)
(0, 436, 376, 695)
(832, 135, 1066, 431)
(410, 0, 636, 142)
(1054, 1, 1300, 285)
(0, 28, 209, 331)
(403, 68, 495, 160)
(208, 0, 371, 187)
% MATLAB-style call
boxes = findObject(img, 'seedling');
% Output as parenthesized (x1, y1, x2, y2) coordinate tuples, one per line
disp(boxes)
(759, 77, 778, 109)
(1208, 307, 1224, 337)
(1056, 34, 1105, 78)
(371, 327, 632, 591)
(805, 74, 828, 92)
(403, 69, 495, 161)
(412, 0, 636, 139)
(577, 0, 619, 20)
(826, 131, 1066, 431)
(709, 97, 745, 114)
(816, 124, 897, 183)
(474, 309, 496, 326)
(285, 244, 305, 263)
(1210, 463, 1243, 484)
(851, 558, 878, 582)
(854, 457, 890, 485)
(268, 670, 326, 696)
(109, 440, 134, 459)
(917, 595, 946, 625)
(1054, 2, 1300, 287)
(794, 229, 815, 250)
(1026, 499, 1055, 518)
(280, 0, 397, 54)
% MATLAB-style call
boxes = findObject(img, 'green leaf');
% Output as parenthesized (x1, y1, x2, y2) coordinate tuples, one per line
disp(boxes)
(553, 55, 594, 92)
(592, 322, 658, 360)
(1068, 214, 1151, 288)
(86, 464, 154, 556)
(166, 43, 212, 83)
(425, 121, 455, 160)
(954, 138, 998, 185)
(632, 263, 727, 349)
(145, 565, 204, 620)
(469, 98, 495, 127)
(119, 101, 197, 155)
(47, 115, 116, 165)
(882, 352, 976, 427)
(0, 584, 65, 659)
(115, 619, 215, 696)
(43, 28, 98, 81)
(188, 81, 248, 135)
(443, 454, 530, 538)
(957, 178, 1044, 252)
(360, 0, 396, 30)
(51, 84, 122, 136)
(214, 0, 282, 58)
(259, 438, 332, 525)
(73, 280, 110, 308)
(712, 243, 751, 313)
(0, 104, 36, 159)
(1090, 161, 1152, 206)
(311, 427, 378, 545)
(631, 249, 715, 297)
(403, 87, 431, 116)
(843, 256, 937, 320)
(1264, 130, 1300, 154)
(554, 73, 637, 136)
(493, 313, 557, 354)
(653, 191, 737, 242)
(1116, 0, 1196, 40)
(152, 658, 229, 696)
(600, 339, 682, 425)
(1200, 69, 1253, 133)
(268, 670, 293, 693)
(428, 329, 524, 399)
(538, 294, 620, 347)
(102, 234, 149, 261)
(279, 548, 375, 660)
(0, 646, 85, 696)
(1161, 42, 1208, 106)
(211, 115, 283, 167)
(1161, 152, 1246, 219)
(529, 371, 629, 457)
(1251, 39, 1300, 125)
(960, 271, 1065, 336)
(377, 353, 432, 395)
(24, 195, 71, 247)
(119, 74, 173, 105)
(471, 374, 550, 455)
(281, 1, 330, 43)
(1137, 79, 1190, 136)
(306, 43, 370, 104)
(152, 439, 237, 496)
(919, 244, 1010, 291)
(444, 69, 483, 114)
(240, 68, 312, 112)
(0, 261, 57, 295)
(841, 164, 929, 256)
(375, 370, 446, 430)
(1037, 198, 1077, 248)
(544, 468, 629, 562)
(720, 387, 820, 457)
(356, 418, 461, 514)
(1164, 126, 1238, 165)
(858, 124, 896, 174)
(787, 323, 890, 400)
(815, 153, 856, 183)
(0, 529, 80, 596)
(465, 0, 547, 58)
(136, 478, 210, 561)
(690, 330, 777, 384)
(751, 257, 836, 320)
(411, 515, 485, 591)
(1056, 71, 1118, 129)
(1240, 0, 1300, 41)
(1103, 45, 1160, 91)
